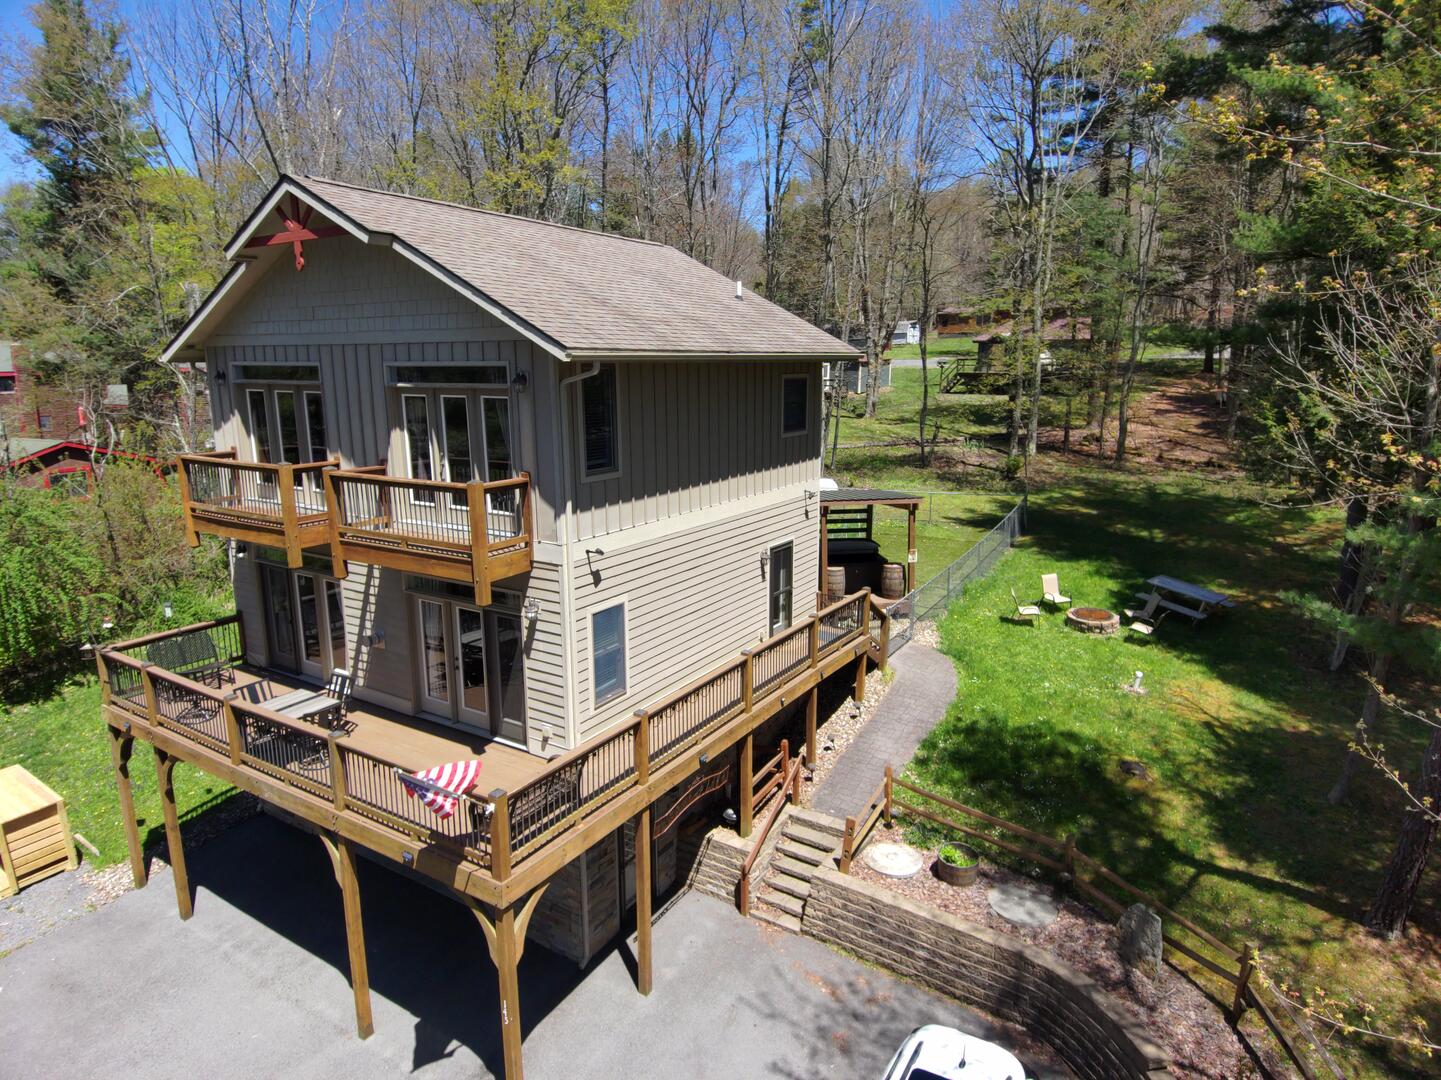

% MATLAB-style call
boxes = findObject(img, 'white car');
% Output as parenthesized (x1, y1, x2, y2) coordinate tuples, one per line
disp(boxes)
(880, 1024, 1030, 1080)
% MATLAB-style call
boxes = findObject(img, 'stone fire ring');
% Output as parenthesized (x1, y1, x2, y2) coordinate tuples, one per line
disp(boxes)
(1066, 607, 1120, 635)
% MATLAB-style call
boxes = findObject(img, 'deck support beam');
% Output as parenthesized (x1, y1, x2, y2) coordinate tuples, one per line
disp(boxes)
(853, 654, 867, 703)
(805, 686, 818, 766)
(635, 805, 653, 995)
(153, 749, 192, 920)
(467, 885, 548, 1080)
(107, 726, 147, 888)
(319, 833, 374, 1039)
(738, 732, 754, 839)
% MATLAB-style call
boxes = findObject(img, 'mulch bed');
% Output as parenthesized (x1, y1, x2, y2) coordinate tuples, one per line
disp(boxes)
(851, 842, 1263, 1079)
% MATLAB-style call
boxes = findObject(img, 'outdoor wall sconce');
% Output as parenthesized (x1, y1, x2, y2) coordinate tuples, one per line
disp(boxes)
(522, 597, 541, 622)
(214, 365, 227, 385)
(511, 371, 529, 392)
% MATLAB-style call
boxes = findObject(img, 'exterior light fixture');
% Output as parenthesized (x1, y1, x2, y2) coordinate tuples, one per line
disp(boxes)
(511, 371, 529, 392)
(522, 597, 541, 622)
(163, 602, 174, 620)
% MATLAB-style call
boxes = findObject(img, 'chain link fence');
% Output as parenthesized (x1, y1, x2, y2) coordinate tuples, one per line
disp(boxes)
(886, 496, 1027, 654)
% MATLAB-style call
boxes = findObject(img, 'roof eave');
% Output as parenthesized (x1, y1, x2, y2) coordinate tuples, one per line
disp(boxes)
(563, 348, 863, 363)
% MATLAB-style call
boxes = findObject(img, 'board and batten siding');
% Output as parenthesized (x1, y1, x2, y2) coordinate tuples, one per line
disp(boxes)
(569, 489, 820, 742)
(567, 360, 824, 540)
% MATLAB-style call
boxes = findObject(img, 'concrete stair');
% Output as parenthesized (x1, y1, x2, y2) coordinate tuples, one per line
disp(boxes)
(746, 806, 846, 932)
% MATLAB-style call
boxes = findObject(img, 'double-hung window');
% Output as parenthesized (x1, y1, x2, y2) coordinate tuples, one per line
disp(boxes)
(582, 365, 619, 477)
(782, 374, 810, 436)
(591, 603, 627, 705)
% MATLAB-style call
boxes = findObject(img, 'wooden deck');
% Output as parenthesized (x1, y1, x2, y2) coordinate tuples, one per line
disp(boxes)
(230, 668, 547, 791)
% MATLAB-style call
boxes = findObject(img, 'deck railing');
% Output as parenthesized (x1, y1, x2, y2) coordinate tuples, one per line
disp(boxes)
(500, 590, 872, 869)
(100, 591, 877, 887)
(178, 451, 338, 566)
(97, 620, 497, 868)
(325, 468, 533, 602)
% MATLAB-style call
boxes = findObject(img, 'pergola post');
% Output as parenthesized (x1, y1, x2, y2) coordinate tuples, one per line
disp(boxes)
(468, 885, 548, 1080)
(805, 686, 818, 765)
(107, 726, 147, 888)
(906, 504, 918, 591)
(319, 834, 374, 1039)
(153, 749, 192, 920)
(819, 505, 829, 596)
(738, 732, 754, 839)
(635, 805, 653, 995)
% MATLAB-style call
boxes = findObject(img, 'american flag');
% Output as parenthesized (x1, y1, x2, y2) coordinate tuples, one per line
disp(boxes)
(399, 760, 483, 819)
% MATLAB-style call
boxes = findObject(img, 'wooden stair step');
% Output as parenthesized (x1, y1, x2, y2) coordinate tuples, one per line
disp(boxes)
(758, 888, 806, 918)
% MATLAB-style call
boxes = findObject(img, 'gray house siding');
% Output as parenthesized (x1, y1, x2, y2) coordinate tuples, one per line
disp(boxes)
(569, 490, 820, 743)
(567, 360, 823, 540)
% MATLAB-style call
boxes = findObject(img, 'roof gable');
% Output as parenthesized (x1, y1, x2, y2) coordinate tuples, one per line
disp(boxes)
(163, 176, 858, 364)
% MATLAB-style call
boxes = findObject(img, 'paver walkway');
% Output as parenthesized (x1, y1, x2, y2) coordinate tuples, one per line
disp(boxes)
(812, 642, 957, 816)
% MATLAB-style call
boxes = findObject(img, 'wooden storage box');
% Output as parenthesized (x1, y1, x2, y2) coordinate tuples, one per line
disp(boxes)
(0, 765, 78, 897)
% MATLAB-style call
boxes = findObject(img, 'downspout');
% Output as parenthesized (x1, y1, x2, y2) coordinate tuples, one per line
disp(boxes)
(556, 361, 602, 753)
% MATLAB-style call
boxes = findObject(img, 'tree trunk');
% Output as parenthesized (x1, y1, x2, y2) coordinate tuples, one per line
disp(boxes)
(1203, 270, 1221, 375)
(1363, 724, 1441, 938)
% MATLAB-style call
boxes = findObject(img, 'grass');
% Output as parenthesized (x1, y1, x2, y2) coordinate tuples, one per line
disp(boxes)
(0, 675, 236, 869)
(900, 469, 1439, 1078)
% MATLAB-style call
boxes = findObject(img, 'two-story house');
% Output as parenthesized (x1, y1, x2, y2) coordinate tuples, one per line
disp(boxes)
(95, 177, 888, 1080)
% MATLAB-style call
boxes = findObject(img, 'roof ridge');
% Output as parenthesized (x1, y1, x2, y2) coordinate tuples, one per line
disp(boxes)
(296, 175, 666, 248)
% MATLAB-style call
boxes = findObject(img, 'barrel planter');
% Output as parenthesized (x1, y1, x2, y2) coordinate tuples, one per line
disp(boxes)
(825, 565, 847, 600)
(880, 562, 906, 599)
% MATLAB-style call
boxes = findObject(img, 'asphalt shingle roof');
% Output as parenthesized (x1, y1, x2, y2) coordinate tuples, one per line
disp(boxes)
(298, 176, 857, 359)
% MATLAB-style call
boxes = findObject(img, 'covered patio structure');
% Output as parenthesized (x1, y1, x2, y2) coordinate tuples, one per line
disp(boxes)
(818, 487, 922, 602)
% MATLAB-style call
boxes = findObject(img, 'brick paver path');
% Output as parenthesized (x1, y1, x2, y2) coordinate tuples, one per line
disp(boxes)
(811, 643, 958, 817)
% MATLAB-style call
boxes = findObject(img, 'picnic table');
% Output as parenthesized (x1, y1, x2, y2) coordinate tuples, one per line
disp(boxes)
(1143, 576, 1235, 624)
(265, 686, 344, 729)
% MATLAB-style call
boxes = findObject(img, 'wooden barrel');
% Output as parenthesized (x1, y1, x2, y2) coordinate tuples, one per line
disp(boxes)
(880, 562, 906, 599)
(825, 565, 847, 600)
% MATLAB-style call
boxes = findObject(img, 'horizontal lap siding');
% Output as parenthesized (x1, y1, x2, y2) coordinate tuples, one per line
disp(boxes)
(571, 360, 822, 540)
(521, 560, 568, 755)
(571, 492, 820, 743)
(342, 566, 414, 710)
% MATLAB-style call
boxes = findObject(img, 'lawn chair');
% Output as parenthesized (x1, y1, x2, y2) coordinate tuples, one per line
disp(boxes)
(1124, 593, 1165, 637)
(317, 668, 353, 728)
(1041, 573, 1072, 608)
(1010, 587, 1042, 625)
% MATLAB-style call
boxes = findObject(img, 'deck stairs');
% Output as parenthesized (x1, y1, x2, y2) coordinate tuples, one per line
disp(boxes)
(746, 806, 846, 932)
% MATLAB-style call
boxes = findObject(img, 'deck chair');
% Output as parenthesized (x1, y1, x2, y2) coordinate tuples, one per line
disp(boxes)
(1124, 593, 1165, 636)
(1010, 587, 1042, 625)
(1041, 573, 1072, 608)
(310, 668, 353, 729)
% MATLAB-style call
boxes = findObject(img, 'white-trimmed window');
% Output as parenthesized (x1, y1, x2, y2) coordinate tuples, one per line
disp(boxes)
(582, 364, 619, 477)
(781, 373, 810, 436)
(591, 602, 627, 705)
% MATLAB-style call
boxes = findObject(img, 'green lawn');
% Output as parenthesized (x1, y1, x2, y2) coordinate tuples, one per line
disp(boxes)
(902, 470, 1439, 1079)
(0, 676, 236, 869)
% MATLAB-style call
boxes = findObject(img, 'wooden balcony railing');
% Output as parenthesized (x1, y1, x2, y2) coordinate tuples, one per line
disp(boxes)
(178, 451, 339, 567)
(99, 593, 880, 896)
(324, 468, 534, 605)
(97, 615, 496, 869)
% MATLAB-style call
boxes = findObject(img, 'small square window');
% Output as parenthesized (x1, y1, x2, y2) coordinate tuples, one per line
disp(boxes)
(0, 374, 15, 394)
(782, 374, 810, 436)
(591, 603, 627, 705)
(37, 414, 52, 431)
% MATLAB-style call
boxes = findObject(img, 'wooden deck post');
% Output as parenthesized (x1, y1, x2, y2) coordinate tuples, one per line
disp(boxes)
(635, 804, 653, 996)
(107, 726, 146, 888)
(176, 457, 200, 548)
(279, 463, 302, 568)
(906, 504, 917, 592)
(323, 469, 349, 581)
(467, 885, 548, 1080)
(852, 653, 867, 703)
(819, 506, 829, 594)
(320, 834, 374, 1039)
(489, 790, 512, 881)
(153, 749, 192, 920)
(805, 686, 818, 766)
(738, 732, 754, 839)
(468, 485, 493, 606)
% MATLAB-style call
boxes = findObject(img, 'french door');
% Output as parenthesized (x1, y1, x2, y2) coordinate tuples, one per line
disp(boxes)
(246, 385, 328, 507)
(769, 542, 794, 636)
(415, 596, 526, 743)
(260, 563, 346, 678)
(399, 391, 514, 537)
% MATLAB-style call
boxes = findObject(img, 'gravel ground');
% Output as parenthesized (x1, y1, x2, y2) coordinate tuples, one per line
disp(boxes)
(0, 792, 261, 958)
(852, 849, 1261, 1079)
(801, 669, 891, 802)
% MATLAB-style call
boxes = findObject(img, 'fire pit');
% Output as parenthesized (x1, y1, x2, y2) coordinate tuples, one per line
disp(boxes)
(1066, 607, 1120, 635)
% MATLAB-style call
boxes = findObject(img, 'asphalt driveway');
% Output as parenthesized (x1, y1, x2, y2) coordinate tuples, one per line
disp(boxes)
(0, 814, 1015, 1079)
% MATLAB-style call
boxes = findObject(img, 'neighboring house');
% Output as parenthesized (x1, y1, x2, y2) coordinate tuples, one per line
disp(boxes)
(826, 355, 893, 395)
(934, 306, 1012, 337)
(891, 319, 921, 346)
(974, 315, 1093, 366)
(94, 176, 886, 1080)
(1, 439, 162, 493)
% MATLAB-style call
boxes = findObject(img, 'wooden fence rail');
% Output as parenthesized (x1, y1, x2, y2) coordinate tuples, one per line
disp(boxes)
(839, 771, 1340, 1080)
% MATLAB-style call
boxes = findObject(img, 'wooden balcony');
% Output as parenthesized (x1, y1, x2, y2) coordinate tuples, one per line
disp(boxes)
(178, 451, 339, 567)
(324, 468, 534, 605)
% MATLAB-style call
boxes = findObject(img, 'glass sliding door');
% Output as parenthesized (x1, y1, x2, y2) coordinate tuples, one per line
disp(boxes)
(412, 592, 526, 743)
